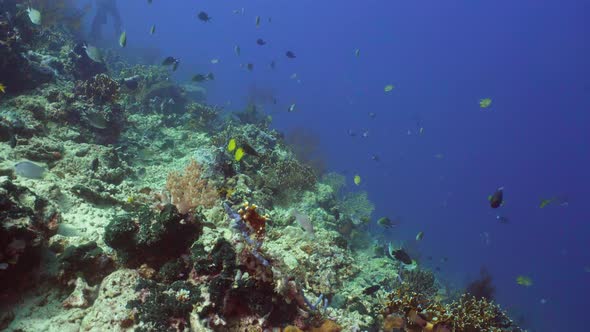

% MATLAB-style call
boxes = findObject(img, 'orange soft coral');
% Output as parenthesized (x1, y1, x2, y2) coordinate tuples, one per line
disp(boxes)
(166, 159, 217, 214)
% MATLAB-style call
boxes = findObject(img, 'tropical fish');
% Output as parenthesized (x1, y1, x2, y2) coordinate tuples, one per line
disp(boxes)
(480, 98, 492, 109)
(290, 73, 298, 80)
(256, 38, 266, 46)
(363, 285, 380, 295)
(235, 148, 245, 161)
(354, 48, 360, 57)
(14, 161, 46, 179)
(0, 83, 6, 93)
(84, 44, 103, 63)
(496, 215, 509, 224)
(240, 143, 260, 157)
(392, 248, 413, 265)
(227, 139, 236, 152)
(162, 56, 180, 71)
(377, 217, 397, 228)
(384, 84, 394, 92)
(286, 51, 296, 59)
(415, 231, 424, 241)
(150, 25, 156, 34)
(86, 112, 108, 129)
(488, 187, 504, 208)
(291, 210, 314, 237)
(234, 45, 241, 56)
(255, 16, 261, 27)
(162, 56, 177, 66)
(191, 73, 214, 82)
(516, 275, 533, 287)
(353, 175, 361, 185)
(27, 7, 41, 25)
(210, 58, 219, 64)
(119, 31, 127, 47)
(197, 11, 211, 22)
(539, 198, 553, 208)
(288, 104, 296, 112)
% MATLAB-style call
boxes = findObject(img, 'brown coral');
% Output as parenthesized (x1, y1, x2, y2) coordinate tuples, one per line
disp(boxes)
(238, 202, 268, 240)
(166, 159, 217, 214)
(382, 289, 521, 332)
(74, 73, 120, 104)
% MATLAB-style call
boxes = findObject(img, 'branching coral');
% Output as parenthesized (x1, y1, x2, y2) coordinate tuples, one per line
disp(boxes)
(185, 102, 219, 131)
(381, 289, 522, 332)
(166, 159, 217, 214)
(399, 269, 438, 298)
(259, 159, 316, 203)
(74, 73, 120, 104)
(338, 191, 375, 221)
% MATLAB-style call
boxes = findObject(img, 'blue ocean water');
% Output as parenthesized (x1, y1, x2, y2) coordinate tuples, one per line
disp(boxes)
(100, 1, 589, 330)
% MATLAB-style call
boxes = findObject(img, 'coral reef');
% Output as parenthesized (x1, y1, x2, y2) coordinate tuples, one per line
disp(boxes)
(104, 204, 202, 267)
(0, 8, 525, 331)
(0, 176, 60, 293)
(381, 289, 522, 332)
(74, 73, 120, 104)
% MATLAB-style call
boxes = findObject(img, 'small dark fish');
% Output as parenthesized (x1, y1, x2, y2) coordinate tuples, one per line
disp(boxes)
(362, 285, 381, 295)
(256, 38, 266, 46)
(197, 11, 211, 22)
(172, 61, 179, 71)
(162, 56, 177, 66)
(285, 51, 296, 58)
(496, 215, 509, 224)
(241, 143, 260, 157)
(440, 257, 449, 263)
(435, 266, 441, 271)
(371, 154, 380, 162)
(9, 133, 16, 148)
(90, 158, 99, 172)
(489, 187, 504, 208)
(192, 73, 214, 82)
(392, 249, 412, 265)
(122, 75, 140, 90)
(246, 63, 254, 71)
(347, 129, 356, 137)
(269, 60, 276, 69)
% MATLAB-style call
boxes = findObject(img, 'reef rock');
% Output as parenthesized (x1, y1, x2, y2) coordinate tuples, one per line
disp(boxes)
(0, 176, 60, 293)
(79, 269, 139, 332)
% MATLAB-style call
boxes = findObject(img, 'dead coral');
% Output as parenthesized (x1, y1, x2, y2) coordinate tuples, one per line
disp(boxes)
(166, 159, 218, 214)
(74, 73, 120, 104)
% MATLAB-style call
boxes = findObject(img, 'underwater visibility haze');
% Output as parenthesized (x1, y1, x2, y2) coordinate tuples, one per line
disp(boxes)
(0, 0, 589, 331)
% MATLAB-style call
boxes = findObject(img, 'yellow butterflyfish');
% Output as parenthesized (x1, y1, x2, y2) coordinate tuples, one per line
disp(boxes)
(227, 138, 236, 152)
(353, 175, 361, 185)
(235, 147, 245, 161)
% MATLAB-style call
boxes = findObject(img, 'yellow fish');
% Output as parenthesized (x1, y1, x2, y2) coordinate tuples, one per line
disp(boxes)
(0, 83, 6, 93)
(353, 175, 361, 185)
(227, 138, 236, 152)
(516, 275, 533, 287)
(479, 98, 492, 108)
(235, 147, 245, 161)
(539, 198, 553, 208)
(384, 84, 394, 92)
